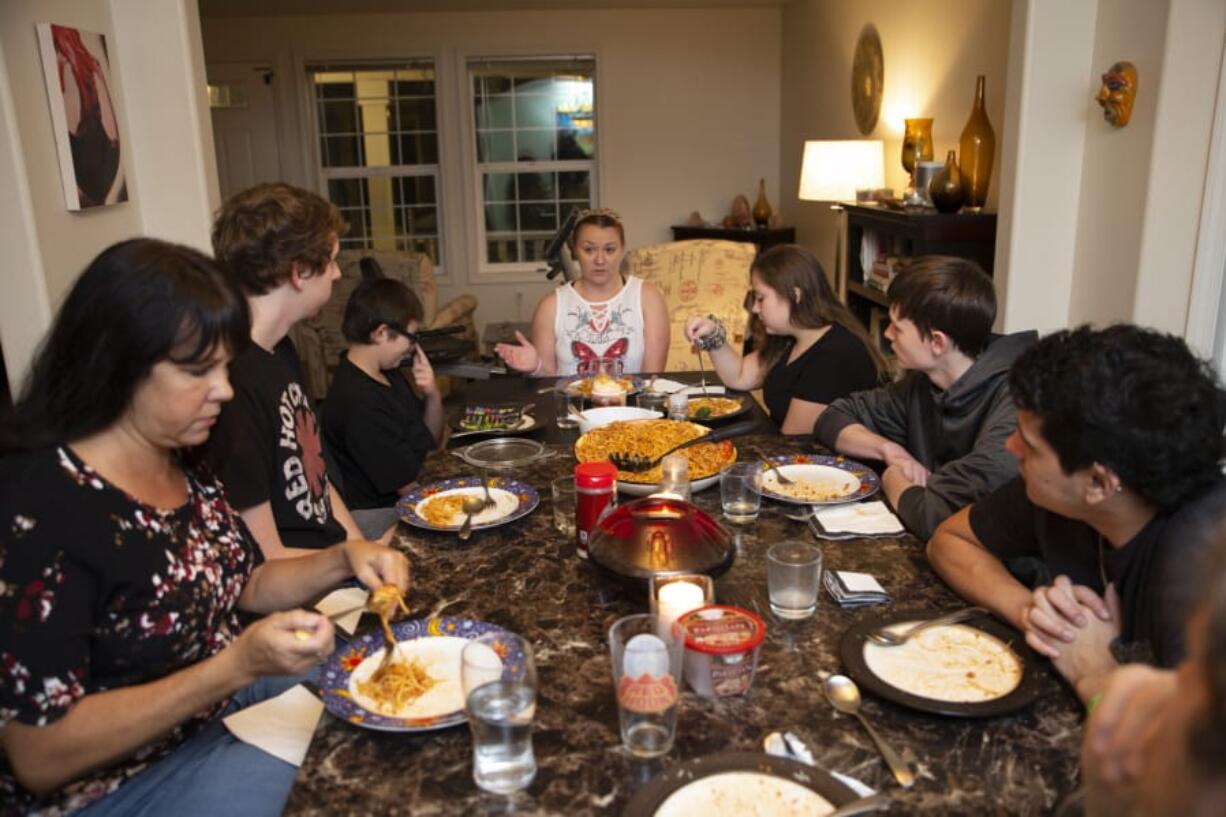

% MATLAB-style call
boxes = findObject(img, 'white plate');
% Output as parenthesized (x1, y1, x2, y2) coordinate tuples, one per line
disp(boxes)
(760, 464, 863, 505)
(653, 771, 834, 817)
(414, 487, 518, 527)
(348, 636, 497, 721)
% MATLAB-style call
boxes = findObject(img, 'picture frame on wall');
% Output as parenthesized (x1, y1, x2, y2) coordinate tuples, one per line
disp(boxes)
(35, 22, 128, 210)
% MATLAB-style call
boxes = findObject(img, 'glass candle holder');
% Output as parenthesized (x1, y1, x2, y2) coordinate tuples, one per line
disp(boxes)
(649, 574, 716, 641)
(658, 453, 691, 500)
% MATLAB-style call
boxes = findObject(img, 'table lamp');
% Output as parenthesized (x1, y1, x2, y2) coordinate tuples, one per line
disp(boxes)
(798, 140, 885, 300)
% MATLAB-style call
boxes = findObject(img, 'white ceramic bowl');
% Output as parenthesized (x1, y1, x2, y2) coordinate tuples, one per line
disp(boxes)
(576, 406, 663, 435)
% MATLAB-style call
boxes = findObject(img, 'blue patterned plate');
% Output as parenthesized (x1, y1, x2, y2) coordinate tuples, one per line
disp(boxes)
(759, 454, 880, 505)
(318, 616, 524, 732)
(396, 476, 539, 532)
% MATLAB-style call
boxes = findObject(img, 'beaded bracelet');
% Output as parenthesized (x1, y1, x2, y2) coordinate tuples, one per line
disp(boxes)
(1085, 692, 1104, 715)
(695, 315, 727, 351)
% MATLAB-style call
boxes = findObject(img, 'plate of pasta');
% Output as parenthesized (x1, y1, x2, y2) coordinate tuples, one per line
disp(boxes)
(397, 476, 539, 532)
(318, 616, 523, 732)
(574, 419, 737, 496)
(686, 395, 750, 423)
(758, 454, 879, 505)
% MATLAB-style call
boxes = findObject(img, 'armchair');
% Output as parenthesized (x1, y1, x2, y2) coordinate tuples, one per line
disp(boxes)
(623, 239, 756, 371)
(290, 248, 477, 401)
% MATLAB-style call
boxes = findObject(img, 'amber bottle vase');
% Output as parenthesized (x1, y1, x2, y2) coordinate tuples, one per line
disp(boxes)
(959, 75, 995, 212)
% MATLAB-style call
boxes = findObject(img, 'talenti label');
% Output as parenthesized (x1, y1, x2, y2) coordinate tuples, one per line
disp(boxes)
(618, 673, 679, 714)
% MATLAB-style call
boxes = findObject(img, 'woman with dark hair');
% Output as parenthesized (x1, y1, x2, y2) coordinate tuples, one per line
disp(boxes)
(494, 208, 670, 376)
(0, 238, 409, 816)
(685, 244, 884, 434)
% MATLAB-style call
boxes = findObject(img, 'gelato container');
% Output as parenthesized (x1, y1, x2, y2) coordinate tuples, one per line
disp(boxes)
(679, 605, 767, 697)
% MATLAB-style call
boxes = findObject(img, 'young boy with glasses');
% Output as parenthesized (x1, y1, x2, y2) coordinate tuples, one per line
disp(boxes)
(322, 274, 442, 541)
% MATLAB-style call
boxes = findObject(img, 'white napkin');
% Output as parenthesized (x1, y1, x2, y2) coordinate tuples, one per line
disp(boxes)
(814, 501, 904, 536)
(223, 684, 324, 767)
(314, 586, 369, 635)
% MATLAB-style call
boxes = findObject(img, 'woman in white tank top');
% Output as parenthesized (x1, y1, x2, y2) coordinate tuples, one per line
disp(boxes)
(494, 209, 670, 376)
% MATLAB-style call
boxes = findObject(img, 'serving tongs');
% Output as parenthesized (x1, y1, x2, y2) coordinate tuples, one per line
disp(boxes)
(609, 419, 756, 472)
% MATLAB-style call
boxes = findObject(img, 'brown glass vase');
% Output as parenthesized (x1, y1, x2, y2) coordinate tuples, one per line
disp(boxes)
(752, 178, 772, 228)
(901, 118, 934, 188)
(929, 150, 965, 214)
(959, 75, 995, 212)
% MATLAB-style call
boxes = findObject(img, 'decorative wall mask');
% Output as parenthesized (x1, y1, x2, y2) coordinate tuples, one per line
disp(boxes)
(1096, 61, 1138, 128)
(851, 25, 884, 135)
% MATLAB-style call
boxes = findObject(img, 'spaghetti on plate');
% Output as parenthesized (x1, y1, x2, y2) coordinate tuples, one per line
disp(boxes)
(687, 396, 742, 419)
(574, 419, 736, 483)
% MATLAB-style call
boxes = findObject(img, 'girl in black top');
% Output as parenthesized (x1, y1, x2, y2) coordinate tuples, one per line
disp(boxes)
(685, 244, 884, 434)
(0, 239, 409, 815)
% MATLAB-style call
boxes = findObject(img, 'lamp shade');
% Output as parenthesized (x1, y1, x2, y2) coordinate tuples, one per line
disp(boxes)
(798, 140, 885, 202)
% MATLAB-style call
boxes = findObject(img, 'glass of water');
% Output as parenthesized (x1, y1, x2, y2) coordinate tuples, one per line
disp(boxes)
(609, 613, 684, 758)
(554, 380, 583, 428)
(461, 632, 537, 794)
(767, 541, 822, 620)
(720, 462, 761, 523)
(551, 476, 576, 537)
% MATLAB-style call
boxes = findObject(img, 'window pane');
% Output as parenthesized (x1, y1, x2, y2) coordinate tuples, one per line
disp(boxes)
(514, 94, 554, 129)
(483, 173, 516, 203)
(361, 134, 392, 167)
(516, 171, 554, 201)
(408, 206, 437, 233)
(519, 202, 557, 232)
(487, 238, 518, 263)
(396, 133, 438, 165)
(328, 178, 365, 208)
(397, 175, 436, 206)
(474, 96, 514, 130)
(522, 233, 553, 262)
(473, 74, 512, 96)
(396, 97, 436, 131)
(557, 129, 594, 159)
(515, 129, 554, 162)
(318, 79, 354, 100)
(354, 74, 395, 98)
(318, 101, 358, 134)
(485, 202, 516, 232)
(410, 237, 439, 261)
(339, 209, 367, 240)
(477, 131, 515, 162)
(393, 78, 434, 97)
(322, 135, 361, 167)
(558, 171, 590, 200)
(357, 100, 393, 130)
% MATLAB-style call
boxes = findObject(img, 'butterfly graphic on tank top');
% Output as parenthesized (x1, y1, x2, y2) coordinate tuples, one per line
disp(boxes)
(572, 337, 628, 373)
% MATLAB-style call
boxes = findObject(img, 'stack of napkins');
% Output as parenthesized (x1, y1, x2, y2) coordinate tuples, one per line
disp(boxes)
(824, 570, 891, 608)
(811, 501, 904, 540)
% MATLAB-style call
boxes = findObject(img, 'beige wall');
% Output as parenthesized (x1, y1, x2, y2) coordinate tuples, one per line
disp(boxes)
(200, 8, 783, 334)
(0, 0, 217, 392)
(779, 0, 1012, 283)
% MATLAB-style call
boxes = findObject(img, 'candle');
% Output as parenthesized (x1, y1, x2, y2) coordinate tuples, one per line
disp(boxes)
(656, 580, 705, 640)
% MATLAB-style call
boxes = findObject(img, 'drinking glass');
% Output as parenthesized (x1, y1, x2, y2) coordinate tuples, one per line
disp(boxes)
(637, 391, 668, 415)
(551, 476, 577, 537)
(767, 541, 822, 620)
(667, 392, 689, 421)
(462, 632, 537, 794)
(609, 614, 684, 758)
(720, 462, 761, 523)
(554, 380, 583, 428)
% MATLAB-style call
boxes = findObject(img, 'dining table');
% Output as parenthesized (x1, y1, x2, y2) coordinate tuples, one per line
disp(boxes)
(284, 373, 1085, 816)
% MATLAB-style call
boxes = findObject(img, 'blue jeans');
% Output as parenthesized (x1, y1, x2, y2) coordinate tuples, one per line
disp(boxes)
(76, 674, 310, 817)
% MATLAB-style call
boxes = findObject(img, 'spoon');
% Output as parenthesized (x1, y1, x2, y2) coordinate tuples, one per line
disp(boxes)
(824, 675, 915, 788)
(866, 606, 989, 647)
(457, 494, 485, 540)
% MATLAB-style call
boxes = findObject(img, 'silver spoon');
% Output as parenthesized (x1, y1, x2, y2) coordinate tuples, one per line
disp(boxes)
(824, 675, 915, 788)
(866, 606, 989, 647)
(762, 732, 893, 817)
(457, 494, 485, 540)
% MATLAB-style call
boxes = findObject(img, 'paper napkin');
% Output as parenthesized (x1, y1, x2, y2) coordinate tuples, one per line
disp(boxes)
(223, 684, 324, 767)
(814, 501, 905, 537)
(314, 586, 369, 635)
(824, 570, 891, 608)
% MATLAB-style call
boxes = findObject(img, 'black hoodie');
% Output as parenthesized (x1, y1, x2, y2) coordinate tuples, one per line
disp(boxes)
(813, 331, 1038, 539)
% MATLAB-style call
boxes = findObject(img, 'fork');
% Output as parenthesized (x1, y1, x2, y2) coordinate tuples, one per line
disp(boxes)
(609, 420, 756, 471)
(761, 458, 795, 485)
(866, 606, 989, 646)
(694, 347, 711, 396)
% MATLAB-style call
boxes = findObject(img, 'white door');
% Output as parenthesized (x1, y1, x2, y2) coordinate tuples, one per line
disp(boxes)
(207, 63, 283, 201)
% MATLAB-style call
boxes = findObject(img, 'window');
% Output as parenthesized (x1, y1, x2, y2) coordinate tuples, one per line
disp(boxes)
(470, 57, 596, 272)
(308, 62, 443, 268)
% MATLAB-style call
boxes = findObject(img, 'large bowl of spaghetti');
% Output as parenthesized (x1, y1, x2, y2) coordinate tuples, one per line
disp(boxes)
(318, 616, 524, 732)
(574, 418, 737, 496)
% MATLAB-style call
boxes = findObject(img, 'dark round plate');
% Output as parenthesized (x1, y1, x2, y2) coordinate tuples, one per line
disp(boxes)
(623, 752, 857, 816)
(839, 608, 1045, 717)
(685, 393, 752, 424)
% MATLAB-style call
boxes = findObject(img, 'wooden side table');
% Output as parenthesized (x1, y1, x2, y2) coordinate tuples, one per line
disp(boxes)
(670, 225, 796, 254)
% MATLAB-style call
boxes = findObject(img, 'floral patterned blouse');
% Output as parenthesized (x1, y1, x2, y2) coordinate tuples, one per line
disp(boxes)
(0, 446, 259, 816)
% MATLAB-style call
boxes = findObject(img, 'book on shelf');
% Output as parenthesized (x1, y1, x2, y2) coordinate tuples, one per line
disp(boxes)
(867, 255, 903, 292)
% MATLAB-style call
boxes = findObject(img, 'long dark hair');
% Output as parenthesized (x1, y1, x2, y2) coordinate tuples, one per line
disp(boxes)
(749, 244, 886, 376)
(1, 238, 249, 454)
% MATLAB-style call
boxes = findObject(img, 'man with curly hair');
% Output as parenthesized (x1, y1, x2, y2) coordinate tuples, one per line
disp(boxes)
(928, 325, 1226, 703)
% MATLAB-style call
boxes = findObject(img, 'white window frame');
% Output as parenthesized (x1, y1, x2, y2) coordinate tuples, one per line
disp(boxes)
(467, 55, 598, 277)
(305, 60, 446, 275)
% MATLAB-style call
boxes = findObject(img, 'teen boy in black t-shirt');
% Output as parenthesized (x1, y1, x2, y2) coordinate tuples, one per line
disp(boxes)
(206, 183, 366, 556)
(323, 275, 442, 539)
(928, 325, 1226, 703)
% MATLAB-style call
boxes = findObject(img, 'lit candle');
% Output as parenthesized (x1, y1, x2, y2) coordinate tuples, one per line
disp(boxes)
(656, 580, 705, 640)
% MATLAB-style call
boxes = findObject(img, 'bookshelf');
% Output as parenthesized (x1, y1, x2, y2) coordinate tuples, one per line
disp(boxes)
(843, 205, 998, 354)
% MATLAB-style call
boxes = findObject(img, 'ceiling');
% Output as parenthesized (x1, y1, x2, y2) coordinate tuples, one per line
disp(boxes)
(199, 0, 789, 18)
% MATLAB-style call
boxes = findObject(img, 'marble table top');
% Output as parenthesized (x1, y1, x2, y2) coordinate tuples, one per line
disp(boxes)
(286, 383, 1083, 816)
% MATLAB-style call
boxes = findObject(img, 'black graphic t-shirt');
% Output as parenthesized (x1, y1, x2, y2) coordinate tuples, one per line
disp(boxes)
(0, 446, 258, 815)
(206, 338, 346, 550)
